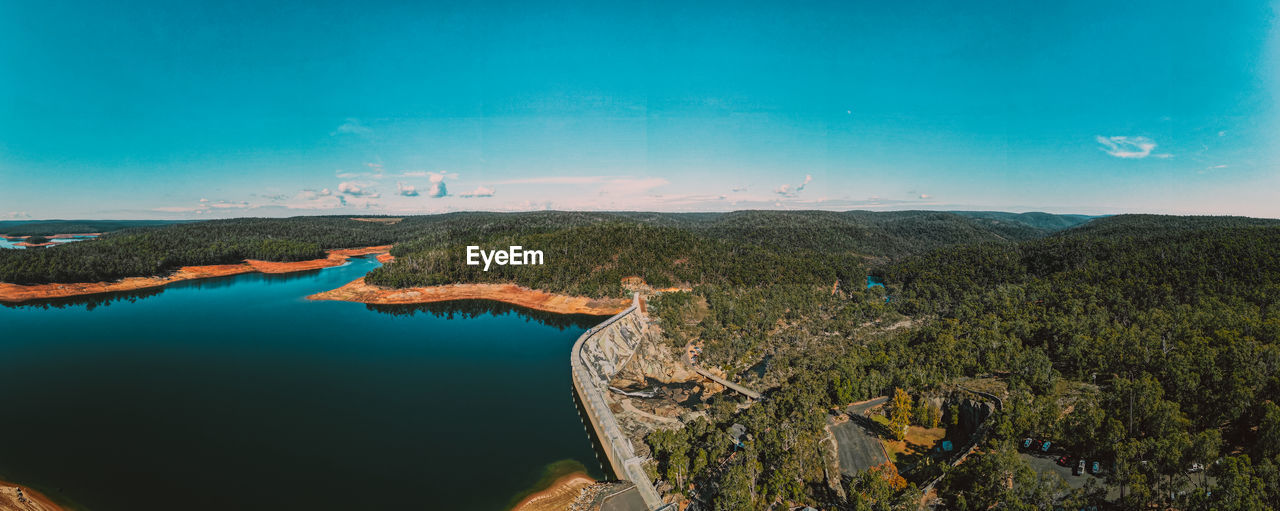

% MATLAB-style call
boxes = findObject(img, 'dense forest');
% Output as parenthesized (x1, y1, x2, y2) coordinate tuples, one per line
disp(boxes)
(4, 211, 1276, 509)
(0, 210, 1079, 285)
(641, 215, 1280, 510)
(0, 216, 422, 284)
(0, 219, 190, 236)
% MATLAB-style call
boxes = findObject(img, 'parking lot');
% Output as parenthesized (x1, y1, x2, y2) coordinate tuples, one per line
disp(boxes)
(1019, 451, 1106, 491)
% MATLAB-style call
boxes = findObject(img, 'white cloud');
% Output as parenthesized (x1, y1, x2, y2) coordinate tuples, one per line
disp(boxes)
(3, 211, 31, 219)
(402, 171, 454, 198)
(401, 170, 459, 180)
(1198, 164, 1229, 175)
(297, 188, 333, 200)
(1096, 135, 1166, 159)
(495, 176, 606, 185)
(427, 181, 448, 198)
(460, 186, 495, 198)
(331, 118, 371, 136)
(338, 182, 380, 198)
(919, 194, 932, 199)
(397, 182, 419, 197)
(597, 177, 668, 195)
(775, 174, 813, 197)
(336, 163, 387, 180)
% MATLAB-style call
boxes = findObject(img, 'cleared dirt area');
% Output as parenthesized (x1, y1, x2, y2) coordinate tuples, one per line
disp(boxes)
(883, 425, 947, 465)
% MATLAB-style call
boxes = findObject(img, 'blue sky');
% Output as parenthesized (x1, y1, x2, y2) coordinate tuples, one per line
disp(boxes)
(1, 0, 1277, 219)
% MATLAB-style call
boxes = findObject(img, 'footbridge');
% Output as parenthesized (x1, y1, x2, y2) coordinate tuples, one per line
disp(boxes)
(692, 366, 763, 400)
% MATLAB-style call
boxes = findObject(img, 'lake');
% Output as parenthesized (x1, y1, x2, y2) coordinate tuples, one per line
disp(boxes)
(0, 255, 607, 510)
(0, 235, 98, 249)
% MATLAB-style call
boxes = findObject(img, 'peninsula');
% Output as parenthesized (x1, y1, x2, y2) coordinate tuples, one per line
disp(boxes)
(0, 246, 390, 303)
(307, 277, 628, 316)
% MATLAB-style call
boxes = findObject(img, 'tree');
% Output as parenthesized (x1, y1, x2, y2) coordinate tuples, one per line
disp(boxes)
(890, 388, 913, 441)
(1204, 455, 1268, 511)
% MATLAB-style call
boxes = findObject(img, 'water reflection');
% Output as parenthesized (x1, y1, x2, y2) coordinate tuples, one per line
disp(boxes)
(367, 299, 606, 330)
(0, 287, 166, 310)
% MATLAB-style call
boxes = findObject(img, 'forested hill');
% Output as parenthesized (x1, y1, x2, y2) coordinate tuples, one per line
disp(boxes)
(879, 215, 1280, 316)
(0, 210, 1086, 285)
(639, 216, 1280, 510)
(1053, 213, 1280, 239)
(364, 222, 864, 297)
(4, 211, 1279, 508)
(864, 217, 1280, 508)
(361, 210, 1099, 296)
(0, 219, 190, 236)
(951, 210, 1096, 231)
(691, 210, 1088, 255)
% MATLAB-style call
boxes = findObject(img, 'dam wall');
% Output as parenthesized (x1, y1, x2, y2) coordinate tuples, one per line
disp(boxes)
(570, 293, 665, 509)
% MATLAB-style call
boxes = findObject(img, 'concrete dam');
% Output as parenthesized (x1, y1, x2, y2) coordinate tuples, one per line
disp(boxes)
(570, 293, 669, 510)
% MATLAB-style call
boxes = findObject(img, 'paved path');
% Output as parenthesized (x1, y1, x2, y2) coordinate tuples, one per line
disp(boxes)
(599, 486, 652, 511)
(621, 399, 683, 426)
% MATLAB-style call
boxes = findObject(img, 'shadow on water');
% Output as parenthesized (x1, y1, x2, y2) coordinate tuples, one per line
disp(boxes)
(366, 299, 608, 331)
(0, 287, 166, 310)
(571, 381, 618, 482)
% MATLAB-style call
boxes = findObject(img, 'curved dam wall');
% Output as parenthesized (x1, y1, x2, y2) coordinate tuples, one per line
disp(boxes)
(570, 293, 664, 509)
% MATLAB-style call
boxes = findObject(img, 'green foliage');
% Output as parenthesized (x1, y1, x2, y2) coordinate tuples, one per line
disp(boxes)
(890, 388, 912, 441)
(938, 445, 1069, 509)
(913, 395, 941, 429)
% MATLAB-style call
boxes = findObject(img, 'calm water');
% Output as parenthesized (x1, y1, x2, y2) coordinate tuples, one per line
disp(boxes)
(0, 235, 98, 249)
(0, 256, 606, 510)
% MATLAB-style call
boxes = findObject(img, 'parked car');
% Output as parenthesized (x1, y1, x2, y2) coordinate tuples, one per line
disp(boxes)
(1091, 461, 1101, 474)
(1057, 455, 1071, 466)
(1023, 437, 1033, 449)
(1040, 440, 1052, 452)
(1075, 459, 1086, 475)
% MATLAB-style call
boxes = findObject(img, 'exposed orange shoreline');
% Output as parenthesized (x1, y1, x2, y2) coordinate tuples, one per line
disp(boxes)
(0, 245, 391, 303)
(510, 472, 595, 511)
(308, 278, 630, 316)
